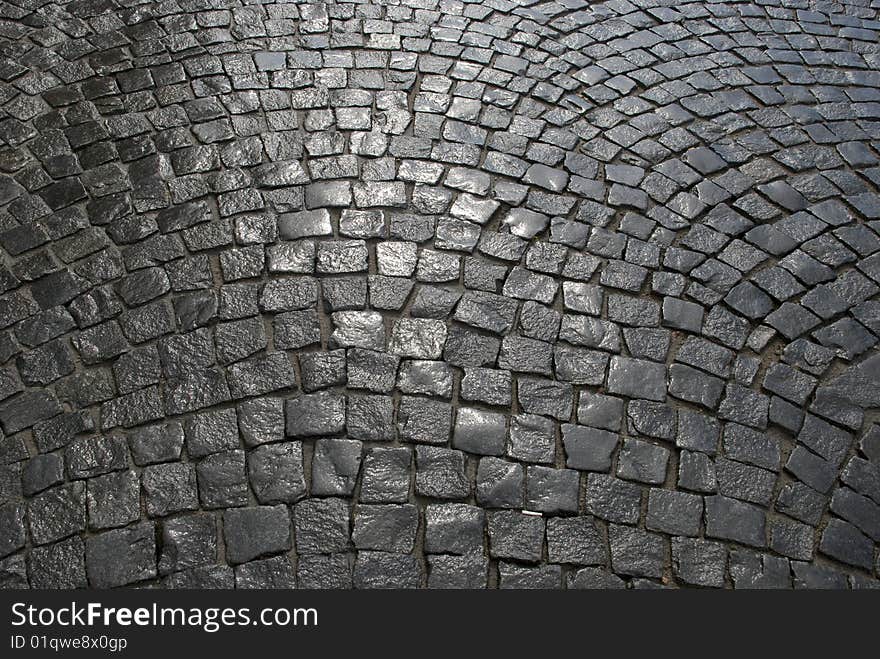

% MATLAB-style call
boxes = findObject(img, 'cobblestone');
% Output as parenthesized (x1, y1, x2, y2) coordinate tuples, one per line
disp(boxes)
(0, 0, 877, 590)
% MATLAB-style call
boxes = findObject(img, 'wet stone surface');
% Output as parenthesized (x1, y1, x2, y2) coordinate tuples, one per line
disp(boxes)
(0, 0, 879, 589)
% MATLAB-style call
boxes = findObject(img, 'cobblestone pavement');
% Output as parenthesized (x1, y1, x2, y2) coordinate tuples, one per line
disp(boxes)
(0, 0, 878, 590)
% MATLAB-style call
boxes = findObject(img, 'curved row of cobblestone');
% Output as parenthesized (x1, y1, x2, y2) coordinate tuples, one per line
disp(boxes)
(0, 0, 879, 588)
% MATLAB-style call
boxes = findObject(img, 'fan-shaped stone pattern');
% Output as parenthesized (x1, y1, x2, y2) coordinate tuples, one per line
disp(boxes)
(0, 0, 878, 590)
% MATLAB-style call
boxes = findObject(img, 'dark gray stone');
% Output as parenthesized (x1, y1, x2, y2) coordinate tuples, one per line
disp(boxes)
(487, 511, 544, 562)
(223, 505, 291, 565)
(705, 495, 766, 547)
(85, 523, 156, 588)
(311, 439, 363, 496)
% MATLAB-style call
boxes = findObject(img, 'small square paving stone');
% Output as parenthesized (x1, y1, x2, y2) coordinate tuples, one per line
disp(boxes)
(248, 442, 306, 504)
(562, 281, 603, 315)
(278, 209, 332, 239)
(223, 505, 292, 565)
(353, 504, 418, 553)
(763, 363, 818, 406)
(577, 394, 624, 431)
(162, 566, 234, 589)
(389, 318, 447, 359)
(214, 317, 267, 364)
(347, 394, 394, 441)
(330, 311, 385, 350)
(453, 407, 507, 456)
(678, 412, 720, 455)
(415, 446, 469, 499)
(646, 488, 703, 536)
(427, 553, 488, 588)
(274, 310, 322, 350)
(297, 554, 353, 589)
(164, 369, 231, 416)
(704, 495, 767, 548)
(28, 481, 86, 546)
(476, 457, 524, 509)
(546, 517, 605, 565)
(454, 291, 518, 334)
(159, 515, 216, 575)
(563, 424, 618, 472)
(411, 286, 462, 319)
(617, 439, 670, 485)
(21, 453, 64, 497)
(294, 499, 351, 555)
(585, 473, 642, 524)
(28, 536, 88, 588)
(0, 463, 22, 503)
(526, 466, 579, 513)
(672, 538, 727, 588)
(819, 518, 873, 569)
(286, 392, 346, 437)
(361, 447, 411, 503)
(498, 563, 563, 589)
(503, 208, 549, 239)
(460, 368, 512, 407)
(662, 297, 704, 332)
(499, 336, 554, 375)
(718, 384, 769, 429)
(524, 164, 570, 192)
(317, 240, 369, 274)
(87, 471, 140, 529)
(769, 517, 815, 561)
(354, 552, 421, 589)
(237, 398, 284, 447)
(678, 450, 718, 493)
(311, 439, 363, 496)
(397, 360, 453, 398)
(184, 408, 239, 458)
(260, 277, 318, 312)
(227, 352, 297, 398)
(346, 349, 400, 392)
(443, 327, 501, 367)
(487, 511, 545, 562)
(517, 377, 573, 420)
(300, 350, 347, 391)
(502, 267, 557, 304)
(729, 550, 791, 589)
(508, 413, 556, 464)
(791, 562, 848, 590)
(85, 522, 156, 588)
(196, 450, 248, 509)
(128, 421, 185, 466)
(567, 568, 626, 589)
(668, 364, 725, 409)
(235, 556, 296, 589)
(65, 435, 128, 479)
(0, 555, 26, 589)
(609, 525, 665, 579)
(450, 193, 499, 224)
(606, 356, 667, 401)
(716, 458, 776, 506)
(398, 396, 451, 445)
(341, 209, 384, 238)
(521, 302, 562, 343)
(622, 327, 670, 362)
(377, 242, 418, 277)
(369, 276, 413, 311)
(425, 504, 485, 555)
